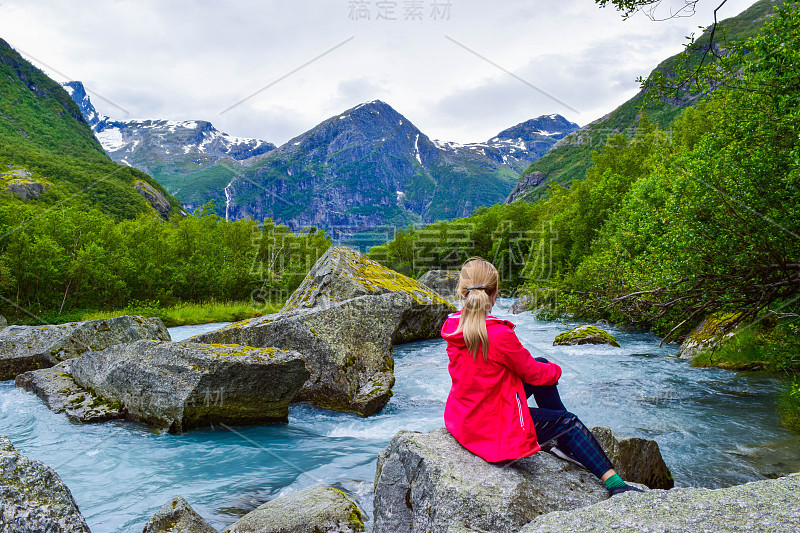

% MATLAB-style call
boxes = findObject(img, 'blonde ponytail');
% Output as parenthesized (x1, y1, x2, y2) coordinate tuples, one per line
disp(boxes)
(452, 258, 499, 360)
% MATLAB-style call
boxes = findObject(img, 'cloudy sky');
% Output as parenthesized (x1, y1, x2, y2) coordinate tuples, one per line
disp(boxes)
(1, 0, 757, 145)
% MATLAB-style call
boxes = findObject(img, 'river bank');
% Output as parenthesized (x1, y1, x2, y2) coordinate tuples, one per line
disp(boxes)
(3, 299, 800, 531)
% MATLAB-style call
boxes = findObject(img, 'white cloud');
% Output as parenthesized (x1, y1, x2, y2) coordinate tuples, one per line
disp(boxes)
(0, 0, 760, 145)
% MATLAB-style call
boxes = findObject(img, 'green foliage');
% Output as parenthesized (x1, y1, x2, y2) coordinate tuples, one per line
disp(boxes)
(0, 205, 330, 322)
(515, 0, 779, 201)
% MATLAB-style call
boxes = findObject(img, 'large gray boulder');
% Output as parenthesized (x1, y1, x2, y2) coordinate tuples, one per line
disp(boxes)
(191, 247, 454, 417)
(0, 436, 91, 533)
(373, 428, 632, 533)
(520, 473, 800, 533)
(223, 486, 365, 533)
(142, 495, 217, 533)
(590, 426, 674, 489)
(190, 294, 401, 417)
(417, 270, 460, 299)
(0, 315, 170, 380)
(68, 340, 309, 432)
(281, 246, 455, 343)
(15, 360, 123, 423)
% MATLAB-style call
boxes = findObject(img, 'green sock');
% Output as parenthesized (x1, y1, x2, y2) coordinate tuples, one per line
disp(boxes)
(604, 474, 626, 489)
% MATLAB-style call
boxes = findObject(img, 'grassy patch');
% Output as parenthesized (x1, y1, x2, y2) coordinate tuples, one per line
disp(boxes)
(29, 300, 281, 328)
(692, 320, 800, 433)
(779, 377, 800, 433)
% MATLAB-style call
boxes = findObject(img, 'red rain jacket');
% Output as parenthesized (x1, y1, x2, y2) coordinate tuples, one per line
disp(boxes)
(441, 311, 562, 462)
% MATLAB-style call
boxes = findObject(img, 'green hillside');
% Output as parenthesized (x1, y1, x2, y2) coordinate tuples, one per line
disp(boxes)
(512, 0, 781, 202)
(0, 38, 179, 219)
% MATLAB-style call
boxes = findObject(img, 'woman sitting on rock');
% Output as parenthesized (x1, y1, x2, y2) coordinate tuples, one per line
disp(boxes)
(441, 258, 642, 497)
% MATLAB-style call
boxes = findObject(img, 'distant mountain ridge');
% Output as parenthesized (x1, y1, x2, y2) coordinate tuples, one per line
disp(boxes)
(224, 101, 578, 229)
(64, 81, 276, 210)
(67, 83, 578, 229)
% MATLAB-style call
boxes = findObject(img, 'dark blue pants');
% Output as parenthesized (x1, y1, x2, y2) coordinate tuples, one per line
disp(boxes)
(524, 358, 614, 479)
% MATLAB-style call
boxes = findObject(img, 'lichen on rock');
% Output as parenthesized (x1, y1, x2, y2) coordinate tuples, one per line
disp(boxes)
(66, 340, 309, 432)
(553, 325, 620, 347)
(372, 428, 622, 533)
(142, 495, 217, 533)
(223, 485, 365, 533)
(15, 360, 123, 423)
(678, 312, 742, 360)
(0, 435, 91, 533)
(0, 315, 171, 380)
(520, 473, 800, 533)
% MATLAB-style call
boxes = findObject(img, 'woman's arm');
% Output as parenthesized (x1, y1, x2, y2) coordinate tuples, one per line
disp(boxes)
(495, 327, 562, 385)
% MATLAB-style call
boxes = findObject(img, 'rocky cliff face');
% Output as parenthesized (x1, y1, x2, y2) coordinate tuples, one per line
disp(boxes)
(225, 101, 578, 230)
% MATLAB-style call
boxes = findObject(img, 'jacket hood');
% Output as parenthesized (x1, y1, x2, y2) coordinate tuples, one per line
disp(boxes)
(440, 311, 515, 344)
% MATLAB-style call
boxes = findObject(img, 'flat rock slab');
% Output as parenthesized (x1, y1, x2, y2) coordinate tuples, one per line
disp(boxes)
(0, 436, 91, 533)
(373, 428, 618, 533)
(0, 315, 170, 380)
(15, 360, 123, 422)
(190, 294, 403, 417)
(521, 473, 800, 533)
(223, 486, 365, 533)
(142, 495, 217, 533)
(69, 340, 309, 432)
(281, 246, 455, 344)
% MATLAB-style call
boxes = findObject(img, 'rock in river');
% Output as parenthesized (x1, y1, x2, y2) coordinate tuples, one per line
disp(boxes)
(590, 426, 673, 489)
(417, 269, 460, 299)
(192, 247, 455, 417)
(142, 495, 217, 533)
(372, 428, 638, 533)
(0, 315, 170, 380)
(191, 294, 403, 417)
(15, 359, 123, 423)
(281, 246, 455, 343)
(0, 435, 91, 533)
(553, 325, 620, 347)
(66, 340, 309, 432)
(223, 485, 365, 533)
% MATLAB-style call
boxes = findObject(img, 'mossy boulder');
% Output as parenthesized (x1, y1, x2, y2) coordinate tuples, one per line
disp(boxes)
(0, 315, 7, 330)
(0, 315, 171, 380)
(553, 325, 620, 347)
(281, 246, 455, 343)
(0, 436, 91, 533)
(678, 312, 742, 360)
(15, 360, 123, 423)
(372, 428, 643, 533)
(589, 426, 673, 489)
(142, 495, 217, 533)
(190, 294, 403, 417)
(223, 486, 365, 533)
(417, 270, 460, 299)
(521, 473, 800, 533)
(67, 340, 309, 432)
